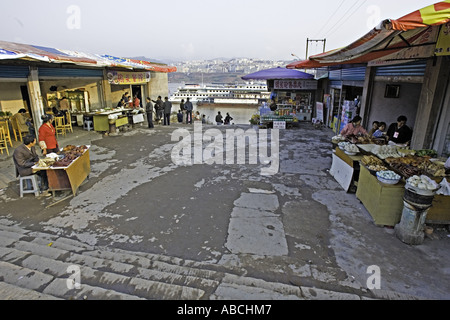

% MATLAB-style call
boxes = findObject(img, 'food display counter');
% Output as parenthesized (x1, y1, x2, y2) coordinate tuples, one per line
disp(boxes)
(356, 165, 405, 227)
(93, 110, 130, 132)
(33, 146, 91, 197)
(330, 140, 450, 226)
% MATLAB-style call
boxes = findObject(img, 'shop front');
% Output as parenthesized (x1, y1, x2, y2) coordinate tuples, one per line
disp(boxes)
(241, 67, 318, 129)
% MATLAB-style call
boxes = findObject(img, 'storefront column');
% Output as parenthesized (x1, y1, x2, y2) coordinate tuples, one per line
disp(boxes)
(101, 70, 113, 108)
(360, 66, 376, 127)
(27, 67, 45, 139)
(412, 57, 450, 150)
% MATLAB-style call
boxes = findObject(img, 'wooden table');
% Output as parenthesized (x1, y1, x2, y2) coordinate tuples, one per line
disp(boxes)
(356, 165, 405, 227)
(33, 148, 91, 197)
(93, 110, 131, 132)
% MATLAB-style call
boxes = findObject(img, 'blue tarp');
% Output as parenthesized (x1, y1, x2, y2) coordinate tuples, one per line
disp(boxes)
(242, 67, 315, 80)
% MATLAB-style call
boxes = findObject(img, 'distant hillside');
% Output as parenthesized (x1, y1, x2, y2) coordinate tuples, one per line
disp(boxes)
(168, 72, 249, 84)
(130, 56, 169, 65)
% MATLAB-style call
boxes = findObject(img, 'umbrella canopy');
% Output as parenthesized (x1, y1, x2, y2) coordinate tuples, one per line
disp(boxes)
(287, 1, 450, 69)
(242, 67, 314, 80)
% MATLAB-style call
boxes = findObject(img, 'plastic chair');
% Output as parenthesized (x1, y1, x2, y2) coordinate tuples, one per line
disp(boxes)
(54, 116, 66, 137)
(0, 127, 9, 156)
(0, 120, 13, 147)
(19, 175, 40, 198)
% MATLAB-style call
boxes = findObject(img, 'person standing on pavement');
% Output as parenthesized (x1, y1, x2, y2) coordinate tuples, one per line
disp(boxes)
(38, 114, 59, 156)
(152, 96, 164, 122)
(163, 97, 173, 126)
(145, 97, 154, 129)
(215, 111, 224, 125)
(184, 98, 193, 124)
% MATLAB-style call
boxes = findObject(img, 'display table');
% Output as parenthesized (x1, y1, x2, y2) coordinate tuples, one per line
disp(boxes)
(330, 148, 363, 193)
(356, 165, 405, 227)
(33, 148, 91, 197)
(426, 191, 450, 225)
(93, 110, 131, 132)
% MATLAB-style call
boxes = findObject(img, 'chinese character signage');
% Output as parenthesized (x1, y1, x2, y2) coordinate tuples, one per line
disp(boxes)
(107, 71, 151, 85)
(274, 80, 317, 90)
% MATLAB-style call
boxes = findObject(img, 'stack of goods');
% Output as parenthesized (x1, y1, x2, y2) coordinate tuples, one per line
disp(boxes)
(384, 155, 446, 179)
(52, 145, 88, 168)
(361, 155, 388, 173)
(371, 145, 401, 159)
(36, 157, 56, 169)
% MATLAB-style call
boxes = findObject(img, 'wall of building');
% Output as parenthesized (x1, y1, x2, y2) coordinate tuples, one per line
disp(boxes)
(0, 82, 27, 114)
(148, 72, 169, 100)
(367, 81, 422, 132)
(39, 79, 102, 112)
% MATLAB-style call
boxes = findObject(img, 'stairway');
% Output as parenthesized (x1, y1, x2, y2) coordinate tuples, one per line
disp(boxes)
(0, 220, 375, 300)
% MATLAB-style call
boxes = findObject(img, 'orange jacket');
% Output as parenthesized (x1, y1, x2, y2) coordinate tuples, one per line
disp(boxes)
(39, 123, 58, 150)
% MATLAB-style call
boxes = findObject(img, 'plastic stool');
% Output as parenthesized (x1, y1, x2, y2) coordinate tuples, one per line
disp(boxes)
(84, 120, 93, 131)
(19, 175, 40, 198)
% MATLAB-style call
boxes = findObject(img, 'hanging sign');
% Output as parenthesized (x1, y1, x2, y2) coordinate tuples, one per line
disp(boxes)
(107, 71, 151, 85)
(435, 22, 450, 56)
(274, 80, 317, 90)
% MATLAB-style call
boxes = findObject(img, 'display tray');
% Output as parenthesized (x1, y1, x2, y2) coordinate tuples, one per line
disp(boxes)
(32, 146, 90, 171)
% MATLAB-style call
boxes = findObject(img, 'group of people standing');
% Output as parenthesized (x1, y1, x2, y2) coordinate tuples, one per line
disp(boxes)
(145, 96, 174, 128)
(340, 115, 413, 146)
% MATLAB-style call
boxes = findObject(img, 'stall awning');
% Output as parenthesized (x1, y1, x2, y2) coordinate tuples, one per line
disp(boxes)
(0, 40, 177, 73)
(287, 1, 450, 69)
(242, 67, 315, 80)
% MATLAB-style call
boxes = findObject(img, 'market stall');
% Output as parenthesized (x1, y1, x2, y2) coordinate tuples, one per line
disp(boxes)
(93, 109, 131, 132)
(33, 145, 91, 197)
(241, 67, 317, 126)
(330, 136, 450, 226)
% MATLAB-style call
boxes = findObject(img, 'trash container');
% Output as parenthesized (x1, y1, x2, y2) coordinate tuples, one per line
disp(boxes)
(395, 200, 432, 245)
(395, 183, 437, 245)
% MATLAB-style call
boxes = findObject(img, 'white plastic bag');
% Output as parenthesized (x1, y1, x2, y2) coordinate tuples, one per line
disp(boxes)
(436, 178, 450, 196)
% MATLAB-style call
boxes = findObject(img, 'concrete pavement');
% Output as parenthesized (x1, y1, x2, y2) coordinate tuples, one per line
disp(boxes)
(0, 122, 449, 300)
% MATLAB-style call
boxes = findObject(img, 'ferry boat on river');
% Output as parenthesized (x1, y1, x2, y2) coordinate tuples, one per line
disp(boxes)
(169, 83, 270, 106)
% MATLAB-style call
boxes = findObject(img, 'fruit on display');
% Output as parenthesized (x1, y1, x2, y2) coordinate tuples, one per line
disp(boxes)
(415, 149, 438, 158)
(406, 175, 439, 191)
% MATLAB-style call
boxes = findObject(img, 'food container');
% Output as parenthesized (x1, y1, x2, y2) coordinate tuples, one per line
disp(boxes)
(377, 171, 401, 185)
(345, 151, 358, 156)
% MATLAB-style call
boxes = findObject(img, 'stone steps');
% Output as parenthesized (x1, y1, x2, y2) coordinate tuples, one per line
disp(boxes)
(0, 221, 326, 300)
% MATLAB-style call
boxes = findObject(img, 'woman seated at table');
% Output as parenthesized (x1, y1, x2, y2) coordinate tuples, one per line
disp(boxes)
(340, 116, 369, 139)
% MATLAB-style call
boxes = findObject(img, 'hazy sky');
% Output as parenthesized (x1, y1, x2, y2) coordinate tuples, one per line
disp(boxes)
(0, 0, 440, 62)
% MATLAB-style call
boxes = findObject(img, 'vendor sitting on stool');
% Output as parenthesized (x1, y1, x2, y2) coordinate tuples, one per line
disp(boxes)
(13, 134, 49, 195)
